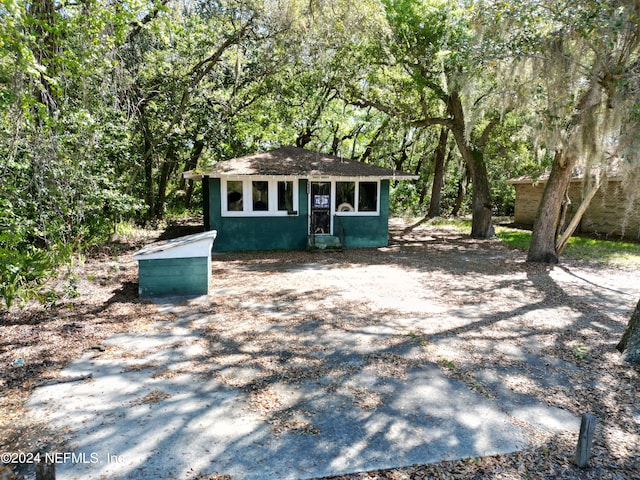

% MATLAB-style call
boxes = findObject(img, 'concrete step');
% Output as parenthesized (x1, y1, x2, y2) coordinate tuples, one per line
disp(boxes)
(308, 235, 342, 250)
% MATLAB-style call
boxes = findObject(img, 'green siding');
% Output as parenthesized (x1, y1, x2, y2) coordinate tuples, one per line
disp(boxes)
(138, 257, 210, 297)
(202, 176, 211, 231)
(339, 180, 390, 248)
(204, 178, 390, 251)
(206, 178, 309, 251)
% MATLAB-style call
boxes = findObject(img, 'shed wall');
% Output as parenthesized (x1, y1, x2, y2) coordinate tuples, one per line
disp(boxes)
(580, 181, 640, 239)
(513, 183, 544, 225)
(513, 179, 640, 240)
(138, 257, 210, 297)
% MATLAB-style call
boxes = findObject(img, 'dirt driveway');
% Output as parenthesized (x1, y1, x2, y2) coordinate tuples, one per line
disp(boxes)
(21, 219, 640, 479)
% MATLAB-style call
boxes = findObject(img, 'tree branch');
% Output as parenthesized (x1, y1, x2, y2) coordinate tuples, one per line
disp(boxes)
(414, 116, 454, 128)
(126, 0, 170, 44)
(555, 168, 601, 254)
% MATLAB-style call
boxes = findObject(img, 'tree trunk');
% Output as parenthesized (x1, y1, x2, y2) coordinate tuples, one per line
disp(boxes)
(427, 127, 448, 218)
(183, 138, 205, 209)
(357, 118, 388, 163)
(449, 133, 493, 236)
(296, 127, 314, 148)
(527, 149, 577, 263)
(418, 172, 432, 206)
(469, 152, 494, 238)
(180, 139, 204, 190)
(617, 298, 640, 364)
(154, 143, 179, 219)
(527, 79, 604, 263)
(555, 189, 571, 240)
(555, 171, 601, 254)
(451, 166, 469, 217)
(136, 101, 156, 221)
(448, 91, 494, 238)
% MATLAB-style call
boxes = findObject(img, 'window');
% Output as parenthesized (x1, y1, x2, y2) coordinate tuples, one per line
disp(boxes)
(222, 178, 298, 216)
(227, 181, 243, 211)
(278, 181, 293, 211)
(335, 182, 355, 212)
(358, 182, 378, 212)
(252, 181, 269, 211)
(334, 180, 379, 214)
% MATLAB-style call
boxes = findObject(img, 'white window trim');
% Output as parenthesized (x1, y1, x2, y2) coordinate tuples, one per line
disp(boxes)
(332, 179, 380, 216)
(308, 179, 381, 236)
(221, 177, 299, 217)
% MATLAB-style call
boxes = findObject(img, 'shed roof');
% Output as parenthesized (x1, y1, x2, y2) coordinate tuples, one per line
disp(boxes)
(508, 160, 626, 185)
(133, 231, 217, 261)
(183, 146, 418, 180)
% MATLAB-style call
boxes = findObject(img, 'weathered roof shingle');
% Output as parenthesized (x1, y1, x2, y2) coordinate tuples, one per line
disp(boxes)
(184, 146, 418, 180)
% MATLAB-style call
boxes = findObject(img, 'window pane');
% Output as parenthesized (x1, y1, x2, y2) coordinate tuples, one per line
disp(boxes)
(312, 182, 330, 208)
(358, 182, 378, 212)
(278, 181, 293, 211)
(335, 182, 355, 212)
(252, 181, 269, 211)
(227, 181, 243, 211)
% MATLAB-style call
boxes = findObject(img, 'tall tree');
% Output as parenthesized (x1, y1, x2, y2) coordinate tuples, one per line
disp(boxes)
(484, 0, 640, 263)
(427, 127, 449, 217)
(352, 0, 520, 237)
(0, 0, 144, 307)
(121, 0, 297, 219)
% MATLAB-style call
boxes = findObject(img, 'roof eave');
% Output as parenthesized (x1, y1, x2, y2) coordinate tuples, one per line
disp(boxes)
(183, 170, 205, 180)
(183, 171, 419, 181)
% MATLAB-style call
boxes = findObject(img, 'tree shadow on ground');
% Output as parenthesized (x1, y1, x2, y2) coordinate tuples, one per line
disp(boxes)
(11, 220, 640, 479)
(197, 221, 640, 477)
(26, 289, 529, 479)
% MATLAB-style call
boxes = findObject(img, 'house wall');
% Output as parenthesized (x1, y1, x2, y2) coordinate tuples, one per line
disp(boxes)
(337, 180, 390, 248)
(581, 180, 640, 239)
(205, 178, 309, 251)
(203, 178, 392, 251)
(513, 183, 545, 226)
(513, 179, 640, 240)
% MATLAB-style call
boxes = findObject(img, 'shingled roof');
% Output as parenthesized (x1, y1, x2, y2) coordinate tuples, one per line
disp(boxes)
(183, 146, 418, 180)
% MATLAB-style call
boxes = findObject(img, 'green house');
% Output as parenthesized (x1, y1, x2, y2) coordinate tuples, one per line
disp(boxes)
(183, 146, 417, 251)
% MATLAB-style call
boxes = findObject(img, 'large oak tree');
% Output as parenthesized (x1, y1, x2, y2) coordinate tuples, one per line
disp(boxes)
(484, 0, 640, 263)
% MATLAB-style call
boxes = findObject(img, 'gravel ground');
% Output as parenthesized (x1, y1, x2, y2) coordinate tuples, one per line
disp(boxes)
(1, 218, 639, 479)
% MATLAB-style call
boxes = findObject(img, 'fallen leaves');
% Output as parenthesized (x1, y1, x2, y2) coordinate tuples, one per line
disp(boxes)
(131, 388, 172, 407)
(1, 219, 639, 480)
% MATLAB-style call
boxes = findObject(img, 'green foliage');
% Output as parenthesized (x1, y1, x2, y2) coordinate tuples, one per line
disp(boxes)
(0, 0, 147, 309)
(390, 182, 422, 216)
(571, 341, 588, 361)
(496, 226, 640, 267)
(2, 0, 637, 307)
(0, 246, 57, 309)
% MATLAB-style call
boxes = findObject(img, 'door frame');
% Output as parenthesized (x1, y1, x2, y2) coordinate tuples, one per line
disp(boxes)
(309, 181, 332, 235)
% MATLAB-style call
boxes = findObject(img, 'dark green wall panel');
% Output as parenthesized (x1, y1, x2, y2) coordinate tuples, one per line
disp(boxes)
(339, 180, 390, 248)
(206, 178, 309, 251)
(138, 257, 209, 297)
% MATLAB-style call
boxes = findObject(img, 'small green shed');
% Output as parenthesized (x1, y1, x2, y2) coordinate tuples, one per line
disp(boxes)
(133, 231, 217, 298)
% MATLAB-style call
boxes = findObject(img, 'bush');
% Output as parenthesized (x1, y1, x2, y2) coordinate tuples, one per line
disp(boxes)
(390, 181, 423, 216)
(0, 247, 58, 309)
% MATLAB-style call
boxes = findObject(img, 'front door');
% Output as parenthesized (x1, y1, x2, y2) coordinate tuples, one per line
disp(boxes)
(310, 182, 331, 234)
